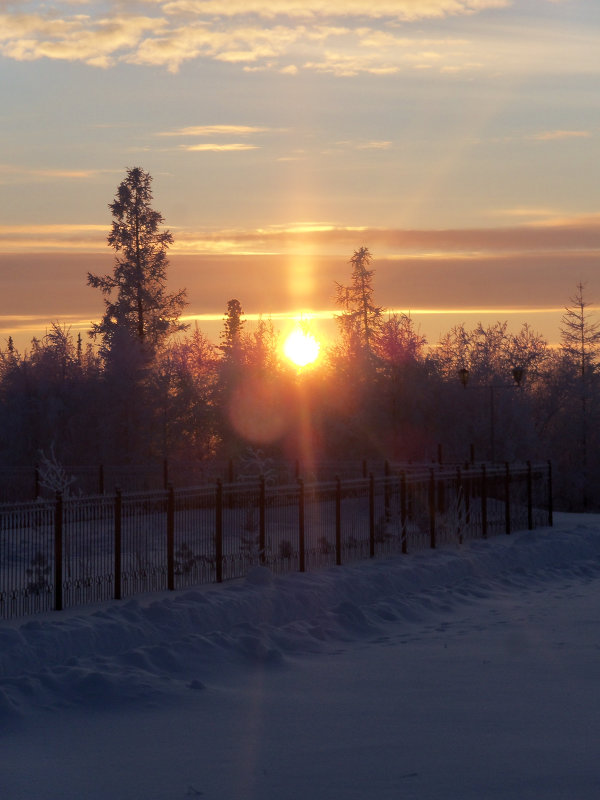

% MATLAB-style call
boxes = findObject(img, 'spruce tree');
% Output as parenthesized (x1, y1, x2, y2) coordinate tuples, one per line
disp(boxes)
(88, 167, 187, 355)
(335, 246, 382, 357)
(560, 282, 600, 507)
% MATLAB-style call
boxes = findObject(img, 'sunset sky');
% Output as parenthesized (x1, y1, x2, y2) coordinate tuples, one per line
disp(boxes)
(1, 0, 599, 350)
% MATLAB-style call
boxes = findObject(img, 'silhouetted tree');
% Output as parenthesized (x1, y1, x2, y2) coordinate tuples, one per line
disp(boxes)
(561, 282, 600, 379)
(559, 282, 600, 507)
(152, 326, 219, 460)
(219, 299, 245, 361)
(88, 167, 187, 356)
(335, 247, 382, 358)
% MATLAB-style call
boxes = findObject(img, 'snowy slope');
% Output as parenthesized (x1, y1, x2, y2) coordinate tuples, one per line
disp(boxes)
(1, 512, 600, 799)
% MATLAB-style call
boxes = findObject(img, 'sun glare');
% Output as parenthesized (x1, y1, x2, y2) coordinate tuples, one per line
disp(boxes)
(283, 328, 321, 367)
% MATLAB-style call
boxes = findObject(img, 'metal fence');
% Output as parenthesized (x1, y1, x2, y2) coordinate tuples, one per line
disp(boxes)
(0, 458, 399, 503)
(0, 462, 552, 621)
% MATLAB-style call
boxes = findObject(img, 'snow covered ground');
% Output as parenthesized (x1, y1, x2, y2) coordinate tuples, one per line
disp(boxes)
(1, 512, 599, 800)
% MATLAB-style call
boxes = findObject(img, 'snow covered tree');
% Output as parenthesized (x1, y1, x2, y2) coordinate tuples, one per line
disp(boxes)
(335, 247, 382, 358)
(152, 327, 219, 460)
(377, 313, 426, 366)
(559, 282, 600, 507)
(560, 282, 600, 379)
(88, 167, 187, 356)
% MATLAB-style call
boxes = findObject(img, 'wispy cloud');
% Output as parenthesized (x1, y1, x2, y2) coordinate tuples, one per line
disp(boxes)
(160, 1, 509, 20)
(5, 1, 585, 77)
(167, 216, 600, 256)
(181, 143, 260, 152)
(531, 130, 592, 141)
(356, 141, 392, 150)
(159, 124, 267, 152)
(0, 164, 106, 183)
(0, 13, 164, 68)
(0, 223, 106, 251)
(3, 214, 599, 255)
(158, 125, 270, 136)
(329, 140, 393, 153)
(3, 214, 599, 256)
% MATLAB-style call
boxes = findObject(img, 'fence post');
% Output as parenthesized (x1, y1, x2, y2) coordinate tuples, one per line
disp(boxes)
(54, 491, 63, 611)
(384, 460, 391, 521)
(298, 478, 305, 572)
(369, 474, 375, 558)
(114, 488, 122, 600)
(456, 466, 463, 545)
(167, 484, 175, 591)
(527, 461, 533, 530)
(259, 475, 266, 564)
(504, 463, 511, 536)
(547, 460, 553, 527)
(215, 480, 223, 582)
(464, 464, 471, 528)
(437, 474, 445, 514)
(335, 476, 342, 566)
(481, 464, 487, 539)
(400, 471, 407, 554)
(163, 459, 169, 491)
(428, 469, 436, 549)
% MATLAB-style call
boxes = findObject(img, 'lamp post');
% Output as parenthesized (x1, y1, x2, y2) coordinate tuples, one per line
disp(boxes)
(459, 366, 525, 463)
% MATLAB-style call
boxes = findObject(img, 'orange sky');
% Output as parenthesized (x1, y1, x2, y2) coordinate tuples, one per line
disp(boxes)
(2, 1, 600, 352)
(2, 238, 597, 352)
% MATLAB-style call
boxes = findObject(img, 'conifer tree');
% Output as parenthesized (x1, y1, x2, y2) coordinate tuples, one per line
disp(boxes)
(560, 282, 600, 379)
(560, 282, 600, 507)
(335, 246, 382, 357)
(88, 167, 187, 355)
(219, 299, 245, 361)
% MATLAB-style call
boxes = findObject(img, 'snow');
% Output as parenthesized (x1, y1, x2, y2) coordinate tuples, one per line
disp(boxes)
(1, 512, 600, 799)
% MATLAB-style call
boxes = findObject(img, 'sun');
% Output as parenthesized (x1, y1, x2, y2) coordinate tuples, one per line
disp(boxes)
(283, 328, 321, 367)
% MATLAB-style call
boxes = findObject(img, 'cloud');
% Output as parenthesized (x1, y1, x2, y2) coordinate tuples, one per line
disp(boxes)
(157, 124, 270, 152)
(0, 2, 522, 75)
(0, 3, 596, 79)
(166, 216, 600, 257)
(356, 140, 392, 150)
(160, 1, 509, 20)
(0, 13, 164, 67)
(158, 125, 269, 136)
(124, 21, 302, 72)
(2, 213, 599, 256)
(181, 143, 260, 151)
(304, 52, 399, 76)
(531, 130, 592, 141)
(329, 140, 393, 153)
(0, 223, 106, 251)
(0, 164, 115, 185)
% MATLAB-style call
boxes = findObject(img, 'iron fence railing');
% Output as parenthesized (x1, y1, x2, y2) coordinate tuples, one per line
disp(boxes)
(0, 458, 405, 502)
(0, 463, 552, 621)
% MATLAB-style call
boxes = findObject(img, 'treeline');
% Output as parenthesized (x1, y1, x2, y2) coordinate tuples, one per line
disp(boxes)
(1, 169, 599, 510)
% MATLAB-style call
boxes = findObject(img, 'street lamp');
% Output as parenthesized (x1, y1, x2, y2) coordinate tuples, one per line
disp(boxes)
(458, 366, 525, 462)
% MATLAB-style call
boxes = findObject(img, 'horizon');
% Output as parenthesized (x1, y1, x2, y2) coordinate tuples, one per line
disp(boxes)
(0, 246, 592, 353)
